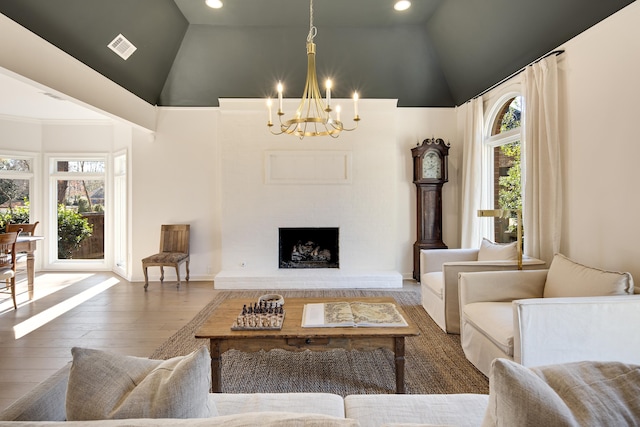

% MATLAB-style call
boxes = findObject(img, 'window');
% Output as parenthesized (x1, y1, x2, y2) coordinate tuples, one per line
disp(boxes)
(483, 95, 522, 243)
(113, 151, 127, 277)
(0, 155, 34, 229)
(49, 156, 106, 264)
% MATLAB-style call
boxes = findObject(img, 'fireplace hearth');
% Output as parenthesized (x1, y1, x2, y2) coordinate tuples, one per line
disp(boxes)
(279, 227, 339, 269)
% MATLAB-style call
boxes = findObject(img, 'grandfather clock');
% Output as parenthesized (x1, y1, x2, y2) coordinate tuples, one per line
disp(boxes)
(411, 138, 450, 281)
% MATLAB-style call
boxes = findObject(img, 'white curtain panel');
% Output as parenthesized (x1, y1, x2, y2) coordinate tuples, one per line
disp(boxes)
(460, 96, 484, 248)
(523, 55, 562, 264)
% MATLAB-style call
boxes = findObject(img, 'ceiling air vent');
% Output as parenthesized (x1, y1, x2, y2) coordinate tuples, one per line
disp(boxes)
(108, 33, 137, 60)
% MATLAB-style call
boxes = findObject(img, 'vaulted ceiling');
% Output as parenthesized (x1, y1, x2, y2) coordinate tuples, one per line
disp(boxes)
(0, 0, 635, 108)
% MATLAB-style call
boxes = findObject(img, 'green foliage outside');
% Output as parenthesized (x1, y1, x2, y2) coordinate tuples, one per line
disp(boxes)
(0, 204, 30, 232)
(57, 205, 93, 259)
(498, 142, 521, 212)
(0, 203, 93, 259)
(69, 196, 104, 214)
(0, 159, 30, 209)
(497, 98, 522, 233)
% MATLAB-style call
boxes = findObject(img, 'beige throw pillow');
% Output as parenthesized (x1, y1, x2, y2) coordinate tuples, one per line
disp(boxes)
(482, 358, 640, 427)
(66, 346, 215, 420)
(477, 238, 518, 262)
(543, 253, 634, 298)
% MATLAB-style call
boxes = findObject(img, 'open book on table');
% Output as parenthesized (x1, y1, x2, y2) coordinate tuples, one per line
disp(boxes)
(301, 301, 408, 328)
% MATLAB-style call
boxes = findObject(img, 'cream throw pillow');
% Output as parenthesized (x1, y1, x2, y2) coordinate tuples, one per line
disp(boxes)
(66, 346, 215, 420)
(477, 238, 518, 262)
(543, 253, 634, 298)
(482, 358, 640, 427)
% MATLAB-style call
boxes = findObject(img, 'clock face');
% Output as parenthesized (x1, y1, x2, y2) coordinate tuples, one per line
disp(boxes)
(422, 151, 442, 179)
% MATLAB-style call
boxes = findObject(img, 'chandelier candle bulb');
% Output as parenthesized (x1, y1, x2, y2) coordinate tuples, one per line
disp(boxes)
(277, 82, 283, 113)
(336, 105, 341, 121)
(266, 98, 273, 125)
(325, 79, 332, 109)
(353, 92, 359, 119)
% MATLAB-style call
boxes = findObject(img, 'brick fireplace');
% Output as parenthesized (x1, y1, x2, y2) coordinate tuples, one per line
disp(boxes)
(214, 99, 403, 289)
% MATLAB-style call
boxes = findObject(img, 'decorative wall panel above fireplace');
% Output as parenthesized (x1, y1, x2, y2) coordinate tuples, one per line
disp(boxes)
(265, 151, 352, 184)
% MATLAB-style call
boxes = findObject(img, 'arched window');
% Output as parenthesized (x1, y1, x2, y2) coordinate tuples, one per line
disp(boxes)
(483, 94, 522, 243)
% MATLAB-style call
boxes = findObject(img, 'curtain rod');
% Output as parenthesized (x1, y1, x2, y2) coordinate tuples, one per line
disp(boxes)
(471, 49, 565, 101)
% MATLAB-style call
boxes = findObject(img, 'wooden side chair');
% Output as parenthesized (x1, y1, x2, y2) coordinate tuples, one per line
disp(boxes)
(0, 232, 18, 309)
(142, 224, 190, 290)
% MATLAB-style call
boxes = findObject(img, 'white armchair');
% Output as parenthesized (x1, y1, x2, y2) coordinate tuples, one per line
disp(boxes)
(459, 254, 639, 376)
(420, 246, 545, 334)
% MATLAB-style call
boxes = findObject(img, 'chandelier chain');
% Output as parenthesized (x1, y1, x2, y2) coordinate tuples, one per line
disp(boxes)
(307, 0, 317, 43)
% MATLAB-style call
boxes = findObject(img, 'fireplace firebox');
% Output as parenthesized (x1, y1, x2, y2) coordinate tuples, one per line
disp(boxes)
(279, 227, 339, 269)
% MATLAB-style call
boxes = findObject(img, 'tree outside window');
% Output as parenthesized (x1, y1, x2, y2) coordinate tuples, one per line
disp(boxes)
(490, 96, 522, 243)
(0, 157, 32, 231)
(54, 159, 105, 260)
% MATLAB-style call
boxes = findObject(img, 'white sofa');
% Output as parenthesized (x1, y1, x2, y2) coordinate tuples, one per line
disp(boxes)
(459, 253, 640, 376)
(4, 358, 640, 427)
(0, 362, 490, 427)
(420, 247, 545, 334)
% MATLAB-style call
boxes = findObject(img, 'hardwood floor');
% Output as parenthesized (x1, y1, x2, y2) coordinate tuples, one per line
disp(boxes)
(0, 271, 420, 411)
(0, 272, 218, 411)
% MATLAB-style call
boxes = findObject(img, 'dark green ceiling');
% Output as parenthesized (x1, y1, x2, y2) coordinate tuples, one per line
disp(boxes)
(0, 0, 635, 107)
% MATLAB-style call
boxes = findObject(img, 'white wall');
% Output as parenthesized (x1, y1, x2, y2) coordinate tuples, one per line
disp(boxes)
(128, 101, 459, 283)
(559, 1, 640, 279)
(131, 108, 221, 282)
(218, 99, 401, 277)
(0, 117, 42, 152)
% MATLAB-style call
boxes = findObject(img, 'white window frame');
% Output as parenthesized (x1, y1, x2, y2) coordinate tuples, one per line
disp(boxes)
(45, 153, 112, 271)
(112, 149, 128, 279)
(481, 87, 523, 240)
(0, 152, 41, 270)
(0, 151, 39, 218)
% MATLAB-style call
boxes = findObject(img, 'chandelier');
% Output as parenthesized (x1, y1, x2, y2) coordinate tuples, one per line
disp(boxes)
(267, 0, 360, 139)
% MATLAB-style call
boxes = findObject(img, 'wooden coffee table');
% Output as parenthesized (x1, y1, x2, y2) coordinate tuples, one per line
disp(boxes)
(195, 296, 419, 394)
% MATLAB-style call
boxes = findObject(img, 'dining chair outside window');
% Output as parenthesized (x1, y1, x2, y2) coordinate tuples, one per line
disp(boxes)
(6, 222, 39, 269)
(0, 232, 18, 309)
(6, 222, 39, 237)
(141, 224, 190, 290)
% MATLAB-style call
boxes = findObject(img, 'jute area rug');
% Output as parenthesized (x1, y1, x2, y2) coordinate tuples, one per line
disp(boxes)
(150, 289, 489, 396)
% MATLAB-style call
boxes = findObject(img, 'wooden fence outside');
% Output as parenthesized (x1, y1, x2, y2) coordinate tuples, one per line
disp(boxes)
(70, 213, 104, 259)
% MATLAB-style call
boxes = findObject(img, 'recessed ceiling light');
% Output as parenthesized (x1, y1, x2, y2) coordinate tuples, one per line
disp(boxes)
(394, 1, 411, 11)
(205, 0, 223, 9)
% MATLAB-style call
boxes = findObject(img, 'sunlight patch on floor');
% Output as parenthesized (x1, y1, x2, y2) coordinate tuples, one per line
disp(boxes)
(13, 276, 120, 339)
(0, 273, 94, 313)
